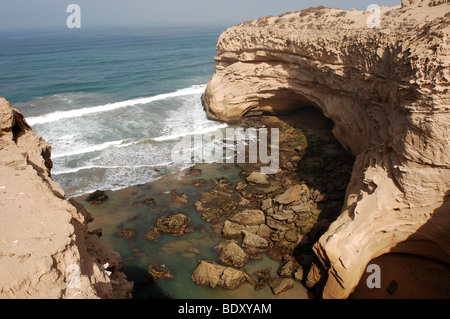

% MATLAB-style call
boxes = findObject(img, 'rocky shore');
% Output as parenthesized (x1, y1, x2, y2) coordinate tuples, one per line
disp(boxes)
(187, 109, 354, 294)
(202, 0, 450, 298)
(0, 98, 133, 298)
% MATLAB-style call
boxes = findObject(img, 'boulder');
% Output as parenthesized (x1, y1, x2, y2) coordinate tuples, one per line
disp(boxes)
(246, 172, 270, 185)
(268, 278, 294, 295)
(118, 228, 136, 238)
(191, 261, 246, 290)
(228, 209, 265, 226)
(148, 264, 175, 280)
(144, 227, 160, 242)
(85, 190, 108, 204)
(276, 185, 302, 204)
(242, 231, 269, 251)
(214, 240, 249, 267)
(156, 213, 191, 236)
(222, 220, 245, 238)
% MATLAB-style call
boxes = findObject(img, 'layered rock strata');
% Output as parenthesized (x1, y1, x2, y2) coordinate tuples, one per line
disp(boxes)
(202, 1, 450, 298)
(0, 98, 133, 298)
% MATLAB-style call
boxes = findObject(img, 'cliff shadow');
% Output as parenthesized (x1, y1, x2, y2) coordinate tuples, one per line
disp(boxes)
(350, 190, 450, 299)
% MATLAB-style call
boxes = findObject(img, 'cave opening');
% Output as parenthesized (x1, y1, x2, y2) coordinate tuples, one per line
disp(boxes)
(239, 98, 356, 269)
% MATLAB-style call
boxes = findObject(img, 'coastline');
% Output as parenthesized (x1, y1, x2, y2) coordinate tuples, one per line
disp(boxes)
(76, 106, 354, 298)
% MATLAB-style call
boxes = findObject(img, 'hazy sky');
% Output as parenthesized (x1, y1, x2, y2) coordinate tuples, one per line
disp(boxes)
(0, 0, 401, 29)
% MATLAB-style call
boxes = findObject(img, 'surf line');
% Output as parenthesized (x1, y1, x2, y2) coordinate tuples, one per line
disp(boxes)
(26, 84, 207, 126)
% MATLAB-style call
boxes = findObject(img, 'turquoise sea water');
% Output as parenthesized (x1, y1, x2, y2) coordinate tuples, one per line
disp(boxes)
(0, 26, 228, 197)
(0, 26, 311, 299)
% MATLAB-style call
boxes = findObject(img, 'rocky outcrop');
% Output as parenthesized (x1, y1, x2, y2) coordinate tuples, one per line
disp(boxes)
(202, 1, 450, 298)
(0, 98, 133, 298)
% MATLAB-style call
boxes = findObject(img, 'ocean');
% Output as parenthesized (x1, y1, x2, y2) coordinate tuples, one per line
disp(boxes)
(0, 25, 228, 197)
(0, 25, 312, 299)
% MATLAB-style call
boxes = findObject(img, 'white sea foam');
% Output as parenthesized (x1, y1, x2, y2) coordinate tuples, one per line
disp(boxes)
(152, 123, 228, 141)
(26, 84, 207, 126)
(52, 161, 174, 175)
(51, 139, 130, 159)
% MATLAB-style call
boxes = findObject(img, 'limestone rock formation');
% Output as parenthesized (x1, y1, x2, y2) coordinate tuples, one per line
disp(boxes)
(202, 1, 450, 298)
(0, 98, 133, 298)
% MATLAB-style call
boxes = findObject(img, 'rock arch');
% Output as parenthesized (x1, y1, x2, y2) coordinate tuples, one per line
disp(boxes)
(202, 3, 450, 298)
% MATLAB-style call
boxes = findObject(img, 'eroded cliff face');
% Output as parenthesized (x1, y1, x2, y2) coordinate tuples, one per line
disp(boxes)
(203, 1, 450, 298)
(0, 98, 133, 298)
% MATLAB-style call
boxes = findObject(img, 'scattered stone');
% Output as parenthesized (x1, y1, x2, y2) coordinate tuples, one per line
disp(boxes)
(118, 228, 136, 238)
(187, 246, 200, 255)
(228, 209, 265, 226)
(186, 167, 202, 176)
(192, 179, 208, 188)
(284, 230, 299, 243)
(222, 220, 245, 238)
(85, 190, 108, 204)
(238, 197, 251, 207)
(194, 191, 238, 223)
(276, 185, 302, 204)
(278, 255, 300, 278)
(291, 203, 310, 214)
(144, 227, 160, 242)
(246, 172, 270, 185)
(255, 269, 271, 290)
(214, 240, 249, 267)
(256, 224, 272, 239)
(171, 191, 189, 205)
(235, 182, 248, 192)
(148, 264, 175, 280)
(268, 278, 294, 295)
(260, 198, 272, 211)
(294, 267, 304, 282)
(156, 213, 191, 236)
(242, 231, 269, 251)
(191, 260, 246, 290)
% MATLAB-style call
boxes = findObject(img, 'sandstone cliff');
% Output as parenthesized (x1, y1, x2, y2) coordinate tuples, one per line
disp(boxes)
(0, 98, 133, 298)
(203, 0, 450, 298)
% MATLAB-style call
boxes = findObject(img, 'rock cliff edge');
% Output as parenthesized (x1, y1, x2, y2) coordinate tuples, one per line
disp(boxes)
(203, 0, 450, 298)
(0, 98, 133, 298)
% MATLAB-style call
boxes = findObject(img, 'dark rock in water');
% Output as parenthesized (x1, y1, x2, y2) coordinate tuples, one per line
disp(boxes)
(144, 198, 155, 205)
(118, 227, 136, 238)
(194, 191, 238, 223)
(144, 227, 160, 242)
(148, 264, 175, 280)
(255, 269, 271, 290)
(85, 190, 108, 204)
(192, 179, 208, 188)
(171, 191, 189, 205)
(88, 228, 103, 237)
(157, 213, 191, 236)
(186, 167, 202, 176)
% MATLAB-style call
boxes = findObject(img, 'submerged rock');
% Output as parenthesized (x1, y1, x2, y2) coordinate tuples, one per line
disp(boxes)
(148, 264, 175, 280)
(144, 227, 160, 242)
(85, 190, 108, 204)
(156, 213, 191, 236)
(118, 228, 136, 238)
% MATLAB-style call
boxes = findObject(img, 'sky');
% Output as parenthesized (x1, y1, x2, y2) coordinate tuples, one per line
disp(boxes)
(0, 0, 402, 30)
